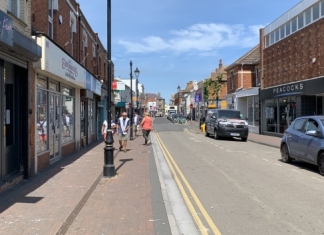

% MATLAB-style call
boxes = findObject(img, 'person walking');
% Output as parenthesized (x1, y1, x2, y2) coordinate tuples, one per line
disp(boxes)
(140, 112, 153, 145)
(102, 115, 116, 141)
(133, 112, 142, 137)
(116, 112, 130, 152)
(37, 114, 47, 151)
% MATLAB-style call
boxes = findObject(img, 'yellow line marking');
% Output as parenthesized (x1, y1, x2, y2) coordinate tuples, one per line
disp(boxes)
(155, 132, 222, 235)
(155, 133, 208, 234)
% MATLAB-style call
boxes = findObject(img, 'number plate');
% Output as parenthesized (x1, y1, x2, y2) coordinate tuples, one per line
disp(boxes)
(230, 133, 240, 136)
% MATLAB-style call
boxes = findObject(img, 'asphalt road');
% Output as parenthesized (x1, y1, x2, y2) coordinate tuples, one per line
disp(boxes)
(153, 116, 324, 235)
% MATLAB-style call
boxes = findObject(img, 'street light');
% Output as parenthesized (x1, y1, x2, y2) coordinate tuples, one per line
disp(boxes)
(134, 67, 140, 114)
(177, 85, 180, 113)
(103, 0, 116, 177)
(129, 62, 140, 140)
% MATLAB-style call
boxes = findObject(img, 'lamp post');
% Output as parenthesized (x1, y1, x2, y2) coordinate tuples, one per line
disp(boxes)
(103, 0, 116, 177)
(129, 62, 140, 140)
(134, 67, 140, 114)
(177, 85, 180, 113)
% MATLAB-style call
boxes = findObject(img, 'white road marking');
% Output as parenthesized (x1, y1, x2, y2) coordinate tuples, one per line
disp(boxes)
(226, 150, 247, 153)
(291, 169, 301, 173)
(262, 158, 269, 162)
(275, 163, 283, 167)
(312, 177, 324, 183)
(251, 154, 257, 158)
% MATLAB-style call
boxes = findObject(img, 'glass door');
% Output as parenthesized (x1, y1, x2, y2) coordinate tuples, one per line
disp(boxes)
(49, 94, 61, 159)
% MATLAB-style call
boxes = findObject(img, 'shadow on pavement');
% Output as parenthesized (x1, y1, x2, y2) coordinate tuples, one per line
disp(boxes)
(116, 158, 134, 172)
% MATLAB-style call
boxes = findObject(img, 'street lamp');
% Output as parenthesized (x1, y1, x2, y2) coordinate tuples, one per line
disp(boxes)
(129, 62, 140, 140)
(134, 67, 140, 114)
(103, 0, 116, 177)
(177, 85, 180, 113)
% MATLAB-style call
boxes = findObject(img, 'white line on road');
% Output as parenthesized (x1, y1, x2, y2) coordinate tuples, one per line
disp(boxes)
(251, 154, 257, 158)
(275, 163, 283, 167)
(220, 147, 224, 149)
(262, 158, 269, 162)
(226, 150, 247, 153)
(291, 169, 301, 173)
(312, 177, 324, 183)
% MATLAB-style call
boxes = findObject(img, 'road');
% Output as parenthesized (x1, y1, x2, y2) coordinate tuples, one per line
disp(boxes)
(152, 116, 324, 235)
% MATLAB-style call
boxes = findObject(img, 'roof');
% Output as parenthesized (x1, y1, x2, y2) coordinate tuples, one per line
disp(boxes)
(225, 44, 260, 71)
(146, 93, 163, 99)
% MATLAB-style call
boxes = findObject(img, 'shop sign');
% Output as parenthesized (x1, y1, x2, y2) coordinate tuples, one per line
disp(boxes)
(36, 36, 86, 88)
(0, 10, 13, 47)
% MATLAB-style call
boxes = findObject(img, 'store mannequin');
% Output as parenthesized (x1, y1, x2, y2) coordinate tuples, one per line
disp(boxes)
(286, 104, 291, 126)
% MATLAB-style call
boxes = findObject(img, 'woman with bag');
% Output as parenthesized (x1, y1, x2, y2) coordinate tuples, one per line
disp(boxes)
(140, 112, 153, 145)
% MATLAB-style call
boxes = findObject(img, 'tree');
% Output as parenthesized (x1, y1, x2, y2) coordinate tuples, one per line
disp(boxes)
(203, 78, 212, 105)
(213, 74, 224, 109)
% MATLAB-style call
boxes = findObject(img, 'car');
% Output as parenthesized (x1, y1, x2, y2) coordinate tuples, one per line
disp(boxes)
(155, 112, 162, 117)
(205, 109, 249, 141)
(280, 116, 324, 175)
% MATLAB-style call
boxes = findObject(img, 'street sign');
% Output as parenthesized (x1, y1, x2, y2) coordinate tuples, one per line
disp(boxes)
(128, 103, 132, 108)
(189, 104, 193, 109)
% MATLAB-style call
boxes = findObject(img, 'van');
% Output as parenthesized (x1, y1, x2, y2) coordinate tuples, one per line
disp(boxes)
(205, 109, 249, 141)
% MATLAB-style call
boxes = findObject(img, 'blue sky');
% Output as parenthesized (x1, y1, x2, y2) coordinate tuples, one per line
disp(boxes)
(78, 0, 301, 102)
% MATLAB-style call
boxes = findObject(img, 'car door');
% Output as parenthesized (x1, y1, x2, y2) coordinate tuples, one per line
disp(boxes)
(299, 118, 322, 163)
(286, 118, 306, 158)
(209, 111, 218, 133)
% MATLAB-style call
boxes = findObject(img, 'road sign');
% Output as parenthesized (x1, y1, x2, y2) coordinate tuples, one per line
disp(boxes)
(189, 104, 193, 109)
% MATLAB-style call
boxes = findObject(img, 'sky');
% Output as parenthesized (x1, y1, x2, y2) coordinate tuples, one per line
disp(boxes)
(77, 0, 302, 103)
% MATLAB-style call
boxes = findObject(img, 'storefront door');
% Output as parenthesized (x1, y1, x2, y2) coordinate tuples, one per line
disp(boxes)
(49, 94, 61, 159)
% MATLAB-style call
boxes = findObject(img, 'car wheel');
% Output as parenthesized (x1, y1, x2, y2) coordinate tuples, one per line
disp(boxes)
(214, 129, 219, 140)
(241, 137, 247, 141)
(318, 152, 324, 176)
(281, 143, 292, 163)
(205, 128, 209, 137)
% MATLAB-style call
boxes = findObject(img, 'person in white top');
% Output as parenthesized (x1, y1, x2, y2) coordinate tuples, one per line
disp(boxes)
(101, 116, 116, 141)
(37, 114, 47, 151)
(116, 112, 130, 152)
(63, 113, 71, 137)
(133, 112, 142, 137)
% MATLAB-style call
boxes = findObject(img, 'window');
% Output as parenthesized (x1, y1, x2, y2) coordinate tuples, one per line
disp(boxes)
(321, 0, 324, 17)
(8, 0, 20, 18)
(285, 22, 291, 37)
(48, 0, 53, 38)
(275, 29, 280, 42)
(270, 32, 275, 44)
(304, 119, 319, 132)
(313, 2, 320, 21)
(305, 7, 311, 25)
(230, 71, 234, 90)
(265, 34, 270, 47)
(293, 118, 306, 132)
(36, 89, 48, 153)
(292, 17, 297, 33)
(280, 26, 285, 40)
(298, 14, 304, 29)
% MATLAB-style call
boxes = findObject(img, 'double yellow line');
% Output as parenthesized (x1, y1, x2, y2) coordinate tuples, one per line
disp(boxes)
(154, 131, 222, 235)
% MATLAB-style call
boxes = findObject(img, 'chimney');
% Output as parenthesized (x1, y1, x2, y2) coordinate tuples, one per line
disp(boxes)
(158, 92, 161, 97)
(219, 59, 223, 69)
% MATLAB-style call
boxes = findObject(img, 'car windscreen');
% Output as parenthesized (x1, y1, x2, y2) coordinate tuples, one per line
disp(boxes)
(218, 110, 243, 119)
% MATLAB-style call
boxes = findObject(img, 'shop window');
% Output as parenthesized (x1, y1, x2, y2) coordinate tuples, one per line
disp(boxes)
(37, 77, 47, 89)
(62, 96, 75, 144)
(36, 90, 49, 153)
(264, 99, 277, 133)
(254, 95, 260, 127)
(313, 2, 320, 21)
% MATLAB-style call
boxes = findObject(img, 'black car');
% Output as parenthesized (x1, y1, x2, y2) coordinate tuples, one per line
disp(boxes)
(205, 109, 249, 141)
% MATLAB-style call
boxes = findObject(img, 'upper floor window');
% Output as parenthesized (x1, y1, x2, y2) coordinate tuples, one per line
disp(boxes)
(230, 71, 234, 90)
(8, 0, 20, 18)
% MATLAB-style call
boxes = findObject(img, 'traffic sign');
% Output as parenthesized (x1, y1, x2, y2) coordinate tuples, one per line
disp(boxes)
(189, 104, 193, 109)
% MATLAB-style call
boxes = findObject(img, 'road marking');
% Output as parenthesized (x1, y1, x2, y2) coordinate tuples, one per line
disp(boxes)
(155, 133, 222, 235)
(220, 147, 224, 149)
(275, 163, 282, 167)
(291, 169, 301, 173)
(227, 150, 247, 153)
(262, 158, 269, 162)
(251, 154, 257, 158)
(312, 177, 324, 183)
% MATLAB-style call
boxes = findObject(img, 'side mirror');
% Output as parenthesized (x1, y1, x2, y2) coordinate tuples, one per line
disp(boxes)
(305, 130, 317, 136)
(212, 115, 216, 119)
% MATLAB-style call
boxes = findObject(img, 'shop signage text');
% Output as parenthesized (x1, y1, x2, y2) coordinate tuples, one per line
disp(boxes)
(62, 58, 78, 80)
(0, 10, 13, 47)
(273, 83, 304, 94)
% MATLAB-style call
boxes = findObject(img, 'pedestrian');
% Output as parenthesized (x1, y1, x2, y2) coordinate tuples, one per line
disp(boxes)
(62, 113, 71, 137)
(116, 112, 130, 152)
(133, 112, 142, 137)
(101, 116, 116, 141)
(140, 112, 153, 145)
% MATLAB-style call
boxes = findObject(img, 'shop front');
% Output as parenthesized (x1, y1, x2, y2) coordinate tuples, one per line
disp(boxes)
(260, 78, 324, 136)
(0, 10, 41, 183)
(33, 35, 87, 171)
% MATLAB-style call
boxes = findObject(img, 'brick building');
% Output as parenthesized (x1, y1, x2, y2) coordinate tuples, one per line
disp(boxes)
(260, 0, 324, 135)
(29, 1, 110, 175)
(225, 45, 260, 133)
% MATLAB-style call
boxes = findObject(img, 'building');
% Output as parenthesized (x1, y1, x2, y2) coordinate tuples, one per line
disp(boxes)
(0, 1, 42, 191)
(145, 93, 165, 116)
(225, 46, 260, 133)
(29, 1, 109, 177)
(260, 0, 324, 135)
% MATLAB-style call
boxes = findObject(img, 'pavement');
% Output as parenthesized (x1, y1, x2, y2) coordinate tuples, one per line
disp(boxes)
(0, 126, 282, 235)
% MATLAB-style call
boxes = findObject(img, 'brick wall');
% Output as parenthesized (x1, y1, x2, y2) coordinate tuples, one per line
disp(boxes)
(227, 65, 257, 94)
(263, 17, 324, 88)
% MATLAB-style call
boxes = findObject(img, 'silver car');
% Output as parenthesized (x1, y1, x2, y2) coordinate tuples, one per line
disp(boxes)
(280, 116, 324, 175)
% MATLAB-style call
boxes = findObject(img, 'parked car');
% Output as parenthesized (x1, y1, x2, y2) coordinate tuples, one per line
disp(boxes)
(205, 109, 249, 141)
(280, 116, 324, 175)
(155, 112, 162, 117)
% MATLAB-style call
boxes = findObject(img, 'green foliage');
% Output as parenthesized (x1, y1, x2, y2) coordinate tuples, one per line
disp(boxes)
(203, 78, 212, 104)
(213, 74, 223, 108)
(203, 74, 224, 107)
